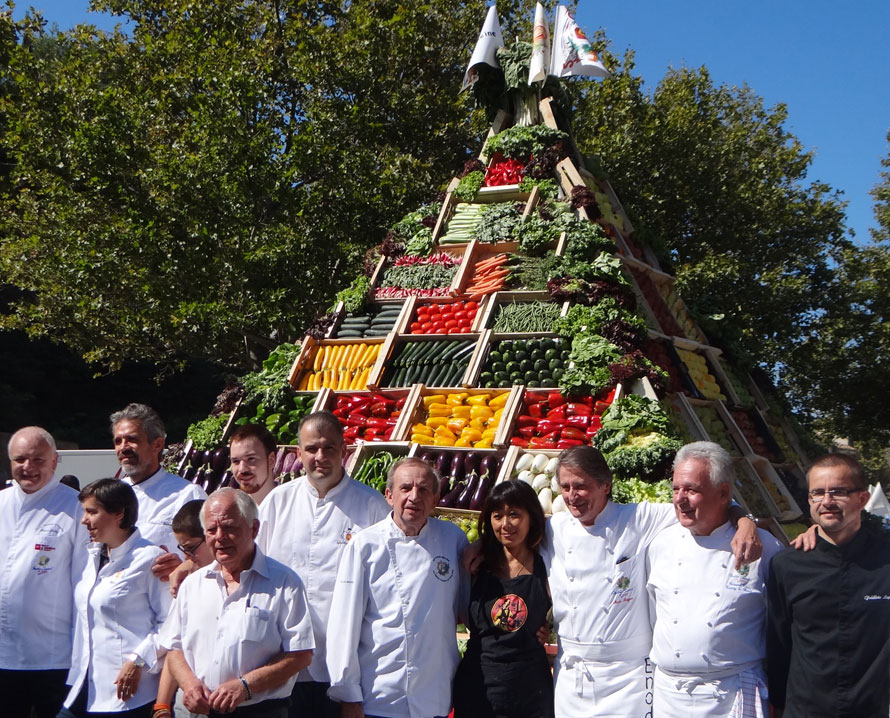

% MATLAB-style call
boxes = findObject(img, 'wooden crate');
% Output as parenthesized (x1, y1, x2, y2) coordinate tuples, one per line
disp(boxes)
(431, 177, 461, 242)
(731, 458, 780, 519)
(327, 301, 409, 341)
(666, 393, 710, 443)
(394, 294, 485, 337)
(345, 440, 413, 489)
(315, 386, 420, 445)
(370, 334, 482, 391)
(288, 337, 386, 392)
(750, 456, 802, 521)
(400, 386, 522, 449)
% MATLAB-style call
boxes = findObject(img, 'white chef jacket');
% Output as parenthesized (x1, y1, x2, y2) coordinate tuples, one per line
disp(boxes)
(256, 473, 389, 682)
(162, 545, 315, 705)
(326, 515, 469, 718)
(65, 529, 172, 712)
(647, 522, 782, 675)
(122, 468, 206, 557)
(0, 475, 88, 670)
(542, 501, 676, 718)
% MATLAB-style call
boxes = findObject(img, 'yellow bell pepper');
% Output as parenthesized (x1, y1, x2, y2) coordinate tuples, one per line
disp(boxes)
(422, 394, 446, 407)
(447, 418, 468, 433)
(434, 436, 456, 446)
(434, 426, 456, 439)
(460, 428, 482, 442)
(412, 435, 434, 445)
(469, 417, 486, 432)
(492, 408, 504, 422)
(454, 437, 473, 447)
(450, 405, 473, 419)
(470, 406, 494, 420)
(480, 427, 498, 440)
(446, 392, 469, 405)
(473, 438, 493, 449)
(411, 423, 434, 436)
(488, 393, 510, 410)
(425, 417, 450, 429)
(466, 394, 491, 406)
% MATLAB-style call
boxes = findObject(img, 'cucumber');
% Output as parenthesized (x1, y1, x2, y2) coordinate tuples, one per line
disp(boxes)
(392, 367, 407, 387)
(363, 329, 393, 337)
(453, 342, 477, 360)
(336, 329, 364, 338)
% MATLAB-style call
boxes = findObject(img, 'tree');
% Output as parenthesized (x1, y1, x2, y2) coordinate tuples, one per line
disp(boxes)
(0, 0, 537, 370)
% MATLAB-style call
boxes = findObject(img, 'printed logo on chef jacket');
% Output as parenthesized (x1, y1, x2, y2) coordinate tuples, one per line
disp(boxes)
(32, 554, 53, 574)
(432, 556, 454, 582)
(491, 594, 528, 632)
(34, 543, 56, 552)
(337, 525, 355, 544)
(725, 562, 753, 591)
(610, 574, 634, 605)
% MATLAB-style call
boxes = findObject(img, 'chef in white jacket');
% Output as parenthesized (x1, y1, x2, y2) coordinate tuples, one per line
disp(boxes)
(326, 457, 469, 718)
(646, 442, 782, 717)
(544, 446, 761, 718)
(60, 478, 172, 717)
(0, 427, 88, 718)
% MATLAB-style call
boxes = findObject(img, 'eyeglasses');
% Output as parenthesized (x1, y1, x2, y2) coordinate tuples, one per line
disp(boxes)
(176, 538, 205, 557)
(808, 488, 864, 502)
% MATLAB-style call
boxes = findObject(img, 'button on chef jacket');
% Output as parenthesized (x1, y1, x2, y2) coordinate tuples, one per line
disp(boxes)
(542, 501, 675, 717)
(162, 545, 315, 705)
(122, 468, 206, 558)
(64, 528, 172, 713)
(256, 473, 389, 682)
(0, 474, 88, 670)
(326, 514, 469, 718)
(646, 522, 783, 674)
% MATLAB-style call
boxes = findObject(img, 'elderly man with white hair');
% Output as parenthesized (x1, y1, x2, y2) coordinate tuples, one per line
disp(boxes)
(645, 441, 783, 717)
(0, 426, 88, 718)
(163, 488, 315, 718)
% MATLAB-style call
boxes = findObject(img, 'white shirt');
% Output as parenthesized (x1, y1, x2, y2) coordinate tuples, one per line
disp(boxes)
(0, 476, 88, 670)
(647, 521, 783, 675)
(256, 473, 389, 682)
(123, 468, 206, 556)
(65, 529, 172, 712)
(326, 515, 469, 718)
(543, 501, 675, 657)
(162, 545, 315, 705)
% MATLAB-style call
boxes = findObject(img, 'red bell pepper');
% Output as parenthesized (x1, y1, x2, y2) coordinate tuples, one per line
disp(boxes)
(585, 425, 600, 438)
(395, 397, 407, 409)
(525, 392, 550, 404)
(349, 396, 372, 410)
(529, 436, 558, 449)
(547, 392, 566, 407)
(527, 402, 545, 418)
(510, 437, 531, 448)
(594, 401, 611, 415)
(556, 439, 585, 449)
(363, 427, 386, 441)
(517, 415, 538, 428)
(383, 427, 394, 440)
(343, 426, 361, 441)
(536, 420, 565, 435)
(332, 407, 348, 419)
(336, 397, 352, 410)
(517, 426, 536, 439)
(546, 405, 567, 421)
(366, 417, 388, 429)
(369, 401, 393, 417)
(345, 413, 368, 427)
(566, 414, 591, 429)
(561, 426, 587, 441)
(566, 402, 592, 416)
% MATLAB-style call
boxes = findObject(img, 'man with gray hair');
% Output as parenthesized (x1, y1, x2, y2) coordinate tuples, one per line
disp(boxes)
(326, 457, 469, 718)
(646, 441, 783, 716)
(0, 427, 88, 718)
(163, 488, 315, 718)
(111, 403, 205, 576)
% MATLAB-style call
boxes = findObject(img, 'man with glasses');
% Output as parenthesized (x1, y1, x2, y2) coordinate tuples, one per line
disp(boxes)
(766, 453, 890, 717)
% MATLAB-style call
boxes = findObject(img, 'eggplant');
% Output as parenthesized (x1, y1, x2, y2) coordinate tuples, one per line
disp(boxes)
(457, 473, 479, 509)
(210, 447, 229, 474)
(435, 452, 451, 478)
(449, 453, 465, 483)
(203, 449, 214, 468)
(469, 474, 493, 511)
(273, 449, 287, 477)
(218, 470, 235, 489)
(182, 463, 198, 483)
(419, 451, 437, 466)
(438, 475, 451, 497)
(281, 451, 298, 476)
(479, 454, 500, 478)
(290, 459, 304, 477)
(439, 481, 465, 508)
(192, 466, 207, 487)
(463, 451, 480, 474)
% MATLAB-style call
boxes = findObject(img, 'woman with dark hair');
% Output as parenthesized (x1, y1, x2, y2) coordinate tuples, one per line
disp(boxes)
(452, 480, 554, 718)
(59, 479, 172, 718)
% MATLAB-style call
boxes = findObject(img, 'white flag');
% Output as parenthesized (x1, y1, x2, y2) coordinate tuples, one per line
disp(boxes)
(528, 3, 550, 84)
(462, 5, 505, 90)
(550, 5, 610, 79)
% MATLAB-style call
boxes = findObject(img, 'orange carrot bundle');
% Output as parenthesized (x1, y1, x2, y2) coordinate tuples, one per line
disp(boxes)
(465, 254, 511, 300)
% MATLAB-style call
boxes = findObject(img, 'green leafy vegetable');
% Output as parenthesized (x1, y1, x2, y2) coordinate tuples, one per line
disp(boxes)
(612, 477, 672, 504)
(485, 124, 569, 161)
(519, 176, 560, 200)
(186, 414, 229, 451)
(473, 202, 523, 244)
(560, 334, 623, 395)
(454, 171, 485, 202)
(331, 276, 371, 314)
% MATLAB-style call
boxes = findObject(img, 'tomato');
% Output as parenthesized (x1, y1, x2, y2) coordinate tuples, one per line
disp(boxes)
(432, 320, 445, 330)
(459, 319, 472, 329)
(465, 301, 478, 310)
(454, 310, 467, 321)
(410, 322, 423, 331)
(416, 306, 430, 316)
(445, 319, 458, 329)
(420, 322, 433, 332)
(428, 304, 441, 315)
(435, 327, 448, 334)
(467, 309, 478, 320)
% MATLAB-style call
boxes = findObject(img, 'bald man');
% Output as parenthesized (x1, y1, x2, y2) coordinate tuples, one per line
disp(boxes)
(0, 427, 88, 718)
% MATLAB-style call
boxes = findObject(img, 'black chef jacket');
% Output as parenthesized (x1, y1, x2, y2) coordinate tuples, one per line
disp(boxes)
(766, 527, 890, 718)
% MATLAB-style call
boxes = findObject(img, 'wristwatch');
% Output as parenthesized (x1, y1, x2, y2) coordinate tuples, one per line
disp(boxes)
(127, 653, 147, 668)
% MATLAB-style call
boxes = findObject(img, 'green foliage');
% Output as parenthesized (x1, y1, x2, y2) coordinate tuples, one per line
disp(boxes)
(454, 171, 485, 202)
(554, 299, 646, 339)
(332, 276, 371, 314)
(186, 413, 229, 451)
(474, 202, 522, 244)
(484, 124, 568, 161)
(240, 342, 301, 413)
(612, 477, 672, 504)
(519, 176, 559, 199)
(560, 335, 622, 395)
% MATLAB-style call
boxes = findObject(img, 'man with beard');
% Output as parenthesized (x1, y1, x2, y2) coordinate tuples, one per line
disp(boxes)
(111, 403, 205, 578)
(229, 424, 278, 506)
(767, 454, 890, 717)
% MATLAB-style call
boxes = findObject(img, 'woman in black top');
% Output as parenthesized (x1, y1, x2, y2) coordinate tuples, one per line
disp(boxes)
(452, 480, 554, 718)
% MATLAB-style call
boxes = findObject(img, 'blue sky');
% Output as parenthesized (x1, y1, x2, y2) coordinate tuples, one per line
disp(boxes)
(13, 1, 890, 244)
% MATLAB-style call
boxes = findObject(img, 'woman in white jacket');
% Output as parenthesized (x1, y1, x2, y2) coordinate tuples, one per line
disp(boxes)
(59, 479, 172, 718)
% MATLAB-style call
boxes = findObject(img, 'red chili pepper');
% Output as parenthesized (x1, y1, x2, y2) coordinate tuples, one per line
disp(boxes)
(566, 414, 591, 429)
(566, 403, 592, 416)
(343, 426, 361, 441)
(517, 426, 536, 439)
(561, 426, 587, 441)
(369, 401, 392, 417)
(547, 392, 566, 407)
(363, 427, 386, 441)
(510, 437, 531, 448)
(536, 420, 565, 434)
(556, 439, 585, 449)
(527, 402, 545, 418)
(594, 401, 611, 415)
(540, 430, 562, 443)
(345, 413, 368, 427)
(336, 397, 352, 410)
(366, 417, 388, 429)
(529, 436, 558, 449)
(546, 405, 567, 420)
(517, 415, 538, 428)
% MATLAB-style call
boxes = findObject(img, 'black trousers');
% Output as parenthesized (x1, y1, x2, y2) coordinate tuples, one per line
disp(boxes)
(0, 668, 70, 718)
(209, 698, 289, 718)
(288, 681, 340, 718)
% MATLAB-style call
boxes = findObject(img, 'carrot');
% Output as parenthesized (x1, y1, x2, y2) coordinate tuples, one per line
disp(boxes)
(475, 254, 508, 270)
(466, 279, 507, 294)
